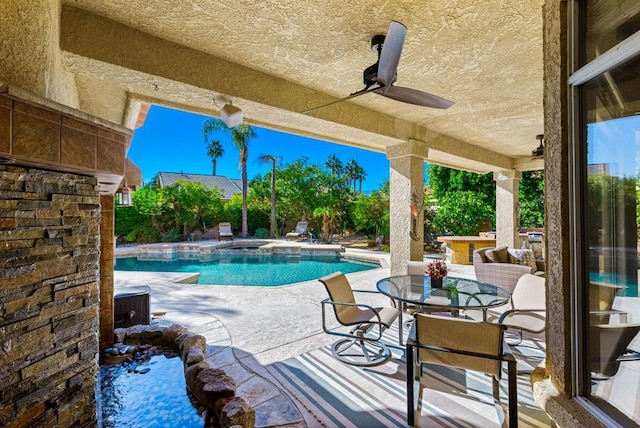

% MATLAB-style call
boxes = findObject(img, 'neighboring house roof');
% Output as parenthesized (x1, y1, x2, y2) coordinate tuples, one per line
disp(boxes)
(156, 172, 242, 200)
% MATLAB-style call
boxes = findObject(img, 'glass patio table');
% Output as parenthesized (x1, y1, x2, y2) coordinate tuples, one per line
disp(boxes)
(376, 275, 512, 345)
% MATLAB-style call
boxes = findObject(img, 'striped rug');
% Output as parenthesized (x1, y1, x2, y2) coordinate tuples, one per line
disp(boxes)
(268, 327, 551, 427)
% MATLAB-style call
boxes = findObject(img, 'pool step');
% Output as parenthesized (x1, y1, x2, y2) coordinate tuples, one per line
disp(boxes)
(258, 242, 343, 256)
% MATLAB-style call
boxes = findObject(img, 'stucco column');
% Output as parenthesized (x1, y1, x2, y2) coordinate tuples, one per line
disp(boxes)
(387, 141, 427, 276)
(99, 195, 115, 349)
(494, 170, 522, 248)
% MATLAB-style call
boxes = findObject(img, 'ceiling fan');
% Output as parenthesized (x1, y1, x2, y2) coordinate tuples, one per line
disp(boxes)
(532, 134, 545, 157)
(303, 21, 454, 114)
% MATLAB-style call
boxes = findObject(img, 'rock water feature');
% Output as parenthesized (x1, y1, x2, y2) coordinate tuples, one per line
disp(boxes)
(99, 324, 255, 427)
(100, 353, 203, 427)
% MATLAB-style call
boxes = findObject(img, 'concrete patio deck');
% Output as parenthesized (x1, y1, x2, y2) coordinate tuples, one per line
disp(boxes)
(112, 241, 541, 426)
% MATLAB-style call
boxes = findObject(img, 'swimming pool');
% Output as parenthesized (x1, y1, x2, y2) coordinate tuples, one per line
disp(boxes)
(115, 253, 378, 286)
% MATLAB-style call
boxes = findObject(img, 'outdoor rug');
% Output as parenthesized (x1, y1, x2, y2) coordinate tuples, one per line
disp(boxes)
(267, 326, 551, 427)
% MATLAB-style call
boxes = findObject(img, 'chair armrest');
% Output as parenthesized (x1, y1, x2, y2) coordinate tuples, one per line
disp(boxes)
(590, 309, 628, 324)
(460, 291, 505, 307)
(321, 297, 381, 313)
(321, 297, 386, 339)
(498, 309, 546, 334)
(477, 263, 534, 276)
(352, 289, 381, 294)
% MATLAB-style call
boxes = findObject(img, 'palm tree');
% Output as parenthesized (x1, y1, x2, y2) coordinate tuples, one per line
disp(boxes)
(355, 165, 367, 192)
(256, 154, 281, 238)
(345, 159, 360, 190)
(205, 140, 224, 175)
(325, 154, 343, 177)
(202, 118, 257, 238)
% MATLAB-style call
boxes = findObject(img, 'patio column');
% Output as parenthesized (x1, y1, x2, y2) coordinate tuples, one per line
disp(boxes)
(494, 170, 522, 248)
(100, 195, 116, 349)
(387, 141, 427, 276)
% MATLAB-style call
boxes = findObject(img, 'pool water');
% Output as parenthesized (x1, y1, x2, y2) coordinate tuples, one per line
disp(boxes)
(589, 271, 638, 297)
(115, 253, 377, 286)
(99, 354, 203, 427)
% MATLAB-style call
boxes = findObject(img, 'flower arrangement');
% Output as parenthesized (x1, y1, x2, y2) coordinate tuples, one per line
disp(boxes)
(424, 259, 448, 279)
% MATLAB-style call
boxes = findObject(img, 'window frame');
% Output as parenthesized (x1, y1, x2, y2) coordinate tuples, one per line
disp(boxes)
(569, 1, 640, 425)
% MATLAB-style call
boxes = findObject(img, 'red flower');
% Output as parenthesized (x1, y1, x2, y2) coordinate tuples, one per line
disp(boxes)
(424, 260, 448, 279)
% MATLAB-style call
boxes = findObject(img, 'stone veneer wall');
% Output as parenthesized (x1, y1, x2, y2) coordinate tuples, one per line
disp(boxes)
(0, 165, 100, 427)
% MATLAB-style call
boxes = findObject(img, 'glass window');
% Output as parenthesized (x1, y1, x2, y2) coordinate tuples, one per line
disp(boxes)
(582, 54, 640, 424)
(584, 0, 640, 64)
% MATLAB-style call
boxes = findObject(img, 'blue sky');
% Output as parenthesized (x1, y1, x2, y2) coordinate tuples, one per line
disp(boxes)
(587, 115, 640, 178)
(128, 105, 391, 193)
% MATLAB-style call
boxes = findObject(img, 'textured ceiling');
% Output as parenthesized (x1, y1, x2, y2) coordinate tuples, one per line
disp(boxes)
(60, 0, 545, 171)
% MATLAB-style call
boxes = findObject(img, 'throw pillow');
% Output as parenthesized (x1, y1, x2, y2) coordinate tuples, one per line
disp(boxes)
(507, 248, 537, 269)
(486, 246, 509, 263)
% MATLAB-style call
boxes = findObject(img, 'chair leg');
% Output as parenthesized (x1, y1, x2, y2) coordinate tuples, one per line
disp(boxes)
(330, 334, 392, 367)
(357, 338, 380, 363)
(407, 344, 415, 426)
(507, 359, 518, 427)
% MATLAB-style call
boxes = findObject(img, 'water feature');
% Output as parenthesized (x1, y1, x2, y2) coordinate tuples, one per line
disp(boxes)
(99, 354, 204, 427)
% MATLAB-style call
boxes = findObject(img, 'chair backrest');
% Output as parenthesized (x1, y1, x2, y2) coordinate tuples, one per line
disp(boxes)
(511, 273, 546, 310)
(295, 221, 308, 234)
(318, 272, 359, 325)
(406, 261, 425, 275)
(415, 313, 506, 377)
(219, 222, 232, 233)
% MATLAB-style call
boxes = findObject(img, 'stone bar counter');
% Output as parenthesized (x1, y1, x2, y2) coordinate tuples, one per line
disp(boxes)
(436, 236, 497, 265)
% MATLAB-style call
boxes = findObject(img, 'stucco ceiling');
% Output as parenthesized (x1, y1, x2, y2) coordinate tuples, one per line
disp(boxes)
(59, 0, 545, 173)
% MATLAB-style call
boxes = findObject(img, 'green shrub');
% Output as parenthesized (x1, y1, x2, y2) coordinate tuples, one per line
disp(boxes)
(126, 230, 137, 243)
(161, 229, 182, 242)
(254, 228, 269, 239)
(116, 205, 143, 239)
(432, 191, 494, 236)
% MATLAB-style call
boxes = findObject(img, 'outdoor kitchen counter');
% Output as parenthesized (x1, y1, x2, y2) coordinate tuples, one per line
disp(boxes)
(436, 236, 497, 265)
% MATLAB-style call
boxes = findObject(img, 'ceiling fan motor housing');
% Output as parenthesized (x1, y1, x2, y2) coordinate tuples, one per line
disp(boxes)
(532, 134, 545, 157)
(371, 34, 386, 52)
(364, 34, 397, 87)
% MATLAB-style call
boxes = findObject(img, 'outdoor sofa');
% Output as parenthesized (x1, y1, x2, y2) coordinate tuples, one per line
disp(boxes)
(473, 246, 545, 293)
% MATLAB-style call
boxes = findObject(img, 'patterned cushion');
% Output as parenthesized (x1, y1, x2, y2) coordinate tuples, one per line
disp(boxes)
(507, 248, 537, 269)
(486, 246, 509, 263)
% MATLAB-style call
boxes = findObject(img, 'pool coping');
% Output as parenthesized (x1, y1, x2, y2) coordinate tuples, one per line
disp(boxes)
(119, 239, 351, 259)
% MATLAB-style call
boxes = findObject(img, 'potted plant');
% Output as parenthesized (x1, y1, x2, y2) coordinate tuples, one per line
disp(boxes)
(424, 259, 448, 288)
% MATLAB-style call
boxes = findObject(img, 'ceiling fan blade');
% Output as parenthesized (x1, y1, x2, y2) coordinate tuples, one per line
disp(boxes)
(301, 88, 374, 114)
(377, 21, 406, 88)
(374, 85, 454, 109)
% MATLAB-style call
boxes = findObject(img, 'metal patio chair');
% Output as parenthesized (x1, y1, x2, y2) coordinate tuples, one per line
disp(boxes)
(406, 313, 518, 426)
(319, 272, 399, 367)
